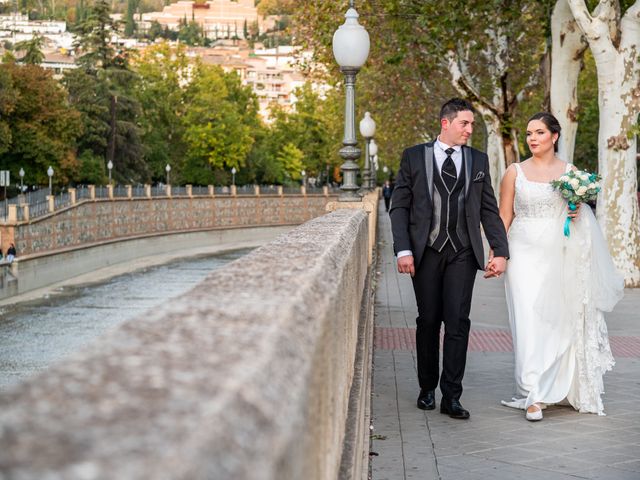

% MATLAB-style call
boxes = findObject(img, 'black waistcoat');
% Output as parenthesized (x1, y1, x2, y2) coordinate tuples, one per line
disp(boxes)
(428, 157, 470, 252)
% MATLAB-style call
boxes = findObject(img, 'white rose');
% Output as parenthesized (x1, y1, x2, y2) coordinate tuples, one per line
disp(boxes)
(569, 178, 580, 189)
(576, 186, 587, 196)
(580, 173, 589, 181)
(588, 183, 595, 189)
(560, 175, 570, 182)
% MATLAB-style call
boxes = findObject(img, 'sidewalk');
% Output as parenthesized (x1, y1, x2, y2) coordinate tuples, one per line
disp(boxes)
(371, 201, 640, 480)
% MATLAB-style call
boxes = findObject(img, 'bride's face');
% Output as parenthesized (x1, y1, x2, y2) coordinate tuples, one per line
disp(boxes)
(526, 120, 558, 155)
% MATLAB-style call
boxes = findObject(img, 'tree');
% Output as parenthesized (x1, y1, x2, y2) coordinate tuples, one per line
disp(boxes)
(178, 19, 203, 45)
(550, 0, 588, 162)
(566, 0, 640, 285)
(133, 41, 190, 181)
(0, 63, 81, 185)
(277, 143, 304, 181)
(15, 34, 44, 65)
(291, 1, 552, 191)
(74, 0, 118, 70)
(181, 65, 255, 181)
(0, 66, 16, 156)
(125, 0, 139, 37)
(67, 0, 147, 183)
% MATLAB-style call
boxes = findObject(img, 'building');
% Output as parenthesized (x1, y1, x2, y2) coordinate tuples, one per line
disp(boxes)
(138, 0, 276, 40)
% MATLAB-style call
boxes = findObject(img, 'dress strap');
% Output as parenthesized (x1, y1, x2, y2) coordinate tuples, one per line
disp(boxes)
(513, 163, 523, 176)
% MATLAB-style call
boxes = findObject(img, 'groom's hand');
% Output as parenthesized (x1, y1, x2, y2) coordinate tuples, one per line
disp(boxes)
(484, 256, 507, 278)
(397, 255, 415, 277)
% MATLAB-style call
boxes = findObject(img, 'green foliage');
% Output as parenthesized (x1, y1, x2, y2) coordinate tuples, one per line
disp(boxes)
(125, 0, 139, 36)
(574, 50, 599, 174)
(15, 34, 44, 65)
(77, 149, 106, 184)
(0, 63, 81, 186)
(181, 65, 256, 182)
(133, 41, 189, 181)
(74, 0, 119, 70)
(277, 142, 304, 181)
(177, 19, 204, 46)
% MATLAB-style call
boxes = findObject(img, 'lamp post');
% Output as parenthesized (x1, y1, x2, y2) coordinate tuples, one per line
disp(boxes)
(359, 112, 375, 192)
(47, 166, 54, 195)
(107, 160, 113, 185)
(368, 140, 378, 189)
(301, 169, 306, 187)
(332, 5, 370, 201)
(231, 167, 237, 186)
(18, 168, 24, 197)
(165, 164, 171, 185)
(383, 165, 389, 178)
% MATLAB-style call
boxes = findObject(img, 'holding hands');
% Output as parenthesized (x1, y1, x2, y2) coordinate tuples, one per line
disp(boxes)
(484, 250, 507, 279)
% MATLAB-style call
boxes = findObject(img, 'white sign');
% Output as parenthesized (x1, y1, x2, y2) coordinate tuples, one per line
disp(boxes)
(0, 171, 9, 187)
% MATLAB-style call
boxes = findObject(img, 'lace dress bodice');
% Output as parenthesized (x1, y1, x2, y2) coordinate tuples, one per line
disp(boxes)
(513, 163, 568, 220)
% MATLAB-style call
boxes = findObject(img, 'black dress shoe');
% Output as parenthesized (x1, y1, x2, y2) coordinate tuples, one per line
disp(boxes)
(440, 398, 470, 419)
(417, 389, 436, 410)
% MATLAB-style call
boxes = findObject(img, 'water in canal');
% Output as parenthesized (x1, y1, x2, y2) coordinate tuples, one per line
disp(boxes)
(0, 248, 251, 390)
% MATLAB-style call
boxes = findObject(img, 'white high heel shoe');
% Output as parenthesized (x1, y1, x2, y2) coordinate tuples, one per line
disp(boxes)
(525, 403, 543, 422)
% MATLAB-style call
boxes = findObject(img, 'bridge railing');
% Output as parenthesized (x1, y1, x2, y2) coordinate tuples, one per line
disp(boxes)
(1, 184, 341, 224)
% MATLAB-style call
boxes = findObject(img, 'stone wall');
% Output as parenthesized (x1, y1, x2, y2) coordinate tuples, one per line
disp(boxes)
(1, 195, 334, 258)
(0, 208, 370, 480)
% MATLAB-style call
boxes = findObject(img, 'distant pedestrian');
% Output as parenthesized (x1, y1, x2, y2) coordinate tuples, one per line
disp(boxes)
(382, 180, 394, 212)
(6, 243, 16, 263)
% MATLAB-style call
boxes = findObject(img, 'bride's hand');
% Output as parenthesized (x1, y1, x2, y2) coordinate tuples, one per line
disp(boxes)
(568, 203, 581, 218)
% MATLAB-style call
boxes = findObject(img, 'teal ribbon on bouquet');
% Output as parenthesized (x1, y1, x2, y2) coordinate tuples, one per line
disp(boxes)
(564, 202, 577, 237)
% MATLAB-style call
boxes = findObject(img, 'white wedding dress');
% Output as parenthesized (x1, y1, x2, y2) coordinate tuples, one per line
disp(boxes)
(502, 163, 624, 415)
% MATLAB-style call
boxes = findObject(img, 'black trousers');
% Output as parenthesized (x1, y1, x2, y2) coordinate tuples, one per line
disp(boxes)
(411, 243, 478, 400)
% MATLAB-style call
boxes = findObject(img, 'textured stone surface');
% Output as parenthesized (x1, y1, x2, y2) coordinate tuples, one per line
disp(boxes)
(3, 195, 335, 257)
(0, 208, 368, 480)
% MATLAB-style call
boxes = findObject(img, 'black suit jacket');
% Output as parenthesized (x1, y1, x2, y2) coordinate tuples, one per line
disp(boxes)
(389, 142, 509, 270)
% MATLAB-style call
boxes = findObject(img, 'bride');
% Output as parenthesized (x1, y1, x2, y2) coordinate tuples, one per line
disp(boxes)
(495, 112, 624, 421)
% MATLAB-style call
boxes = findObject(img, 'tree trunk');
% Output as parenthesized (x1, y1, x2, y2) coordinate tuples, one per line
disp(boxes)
(550, 0, 588, 162)
(567, 0, 640, 286)
(594, 69, 640, 286)
(476, 107, 506, 195)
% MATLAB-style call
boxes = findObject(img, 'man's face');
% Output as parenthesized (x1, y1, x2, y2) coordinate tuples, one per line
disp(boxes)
(440, 110, 474, 146)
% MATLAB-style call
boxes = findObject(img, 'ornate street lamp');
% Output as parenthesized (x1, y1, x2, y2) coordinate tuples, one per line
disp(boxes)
(301, 169, 306, 187)
(18, 168, 24, 195)
(332, 5, 370, 201)
(359, 111, 375, 192)
(165, 164, 171, 185)
(47, 166, 54, 195)
(231, 167, 237, 186)
(107, 160, 113, 185)
(368, 140, 378, 189)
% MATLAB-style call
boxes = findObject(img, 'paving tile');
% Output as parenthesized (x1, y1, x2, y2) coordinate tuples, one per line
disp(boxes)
(370, 201, 640, 480)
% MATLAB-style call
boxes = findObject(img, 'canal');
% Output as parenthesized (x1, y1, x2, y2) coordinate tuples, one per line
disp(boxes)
(0, 248, 251, 390)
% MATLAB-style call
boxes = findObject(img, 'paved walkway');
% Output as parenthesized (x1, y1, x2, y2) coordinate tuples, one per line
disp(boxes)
(371, 201, 640, 480)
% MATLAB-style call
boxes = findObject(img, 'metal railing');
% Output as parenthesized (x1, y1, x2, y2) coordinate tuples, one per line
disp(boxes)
(1, 184, 341, 223)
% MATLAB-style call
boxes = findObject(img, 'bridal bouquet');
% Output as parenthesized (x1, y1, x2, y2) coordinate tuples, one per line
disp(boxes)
(550, 169, 601, 237)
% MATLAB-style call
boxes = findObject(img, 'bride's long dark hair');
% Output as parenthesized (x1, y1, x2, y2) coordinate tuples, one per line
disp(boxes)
(528, 112, 562, 153)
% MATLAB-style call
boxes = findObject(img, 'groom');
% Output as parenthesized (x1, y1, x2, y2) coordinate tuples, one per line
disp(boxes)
(389, 98, 509, 419)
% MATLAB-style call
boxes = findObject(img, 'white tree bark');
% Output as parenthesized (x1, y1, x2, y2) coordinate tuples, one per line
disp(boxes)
(550, 0, 588, 162)
(446, 50, 515, 195)
(567, 0, 640, 286)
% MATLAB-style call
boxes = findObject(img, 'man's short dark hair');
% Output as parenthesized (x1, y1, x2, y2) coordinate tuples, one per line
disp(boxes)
(440, 98, 475, 121)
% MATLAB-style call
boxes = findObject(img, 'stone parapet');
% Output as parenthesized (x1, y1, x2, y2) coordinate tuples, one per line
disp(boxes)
(0, 209, 371, 480)
(2, 195, 336, 258)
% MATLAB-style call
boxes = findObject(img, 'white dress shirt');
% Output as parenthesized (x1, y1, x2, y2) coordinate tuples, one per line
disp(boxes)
(397, 137, 462, 259)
